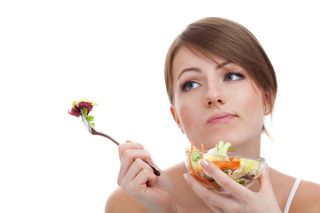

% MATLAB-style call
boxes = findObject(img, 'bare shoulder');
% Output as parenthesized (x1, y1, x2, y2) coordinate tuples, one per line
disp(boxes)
(291, 180, 320, 213)
(105, 187, 148, 213)
(165, 162, 186, 176)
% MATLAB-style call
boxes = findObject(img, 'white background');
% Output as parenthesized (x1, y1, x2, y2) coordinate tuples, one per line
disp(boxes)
(1, 1, 320, 212)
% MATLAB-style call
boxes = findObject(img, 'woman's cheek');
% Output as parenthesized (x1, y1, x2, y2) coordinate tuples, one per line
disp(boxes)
(178, 104, 194, 128)
(241, 91, 265, 128)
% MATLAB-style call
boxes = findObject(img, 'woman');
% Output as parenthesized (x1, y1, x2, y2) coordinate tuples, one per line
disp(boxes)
(106, 17, 320, 212)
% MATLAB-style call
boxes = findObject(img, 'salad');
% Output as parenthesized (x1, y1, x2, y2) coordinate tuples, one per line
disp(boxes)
(186, 141, 265, 190)
(68, 98, 97, 127)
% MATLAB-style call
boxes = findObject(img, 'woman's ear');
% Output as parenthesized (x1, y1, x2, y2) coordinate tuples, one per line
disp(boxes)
(263, 93, 273, 115)
(170, 106, 184, 133)
(170, 106, 179, 124)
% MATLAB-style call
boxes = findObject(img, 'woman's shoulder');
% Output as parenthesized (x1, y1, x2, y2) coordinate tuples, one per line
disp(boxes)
(260, 167, 320, 212)
(291, 179, 320, 213)
(105, 187, 148, 213)
(165, 162, 187, 175)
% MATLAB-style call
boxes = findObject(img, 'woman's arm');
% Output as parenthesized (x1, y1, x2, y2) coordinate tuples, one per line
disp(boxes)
(105, 188, 148, 213)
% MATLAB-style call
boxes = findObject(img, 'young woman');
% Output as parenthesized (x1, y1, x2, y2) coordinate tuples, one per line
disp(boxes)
(105, 17, 320, 213)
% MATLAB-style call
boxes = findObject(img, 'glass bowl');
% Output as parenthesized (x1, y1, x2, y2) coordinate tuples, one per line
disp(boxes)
(185, 148, 266, 190)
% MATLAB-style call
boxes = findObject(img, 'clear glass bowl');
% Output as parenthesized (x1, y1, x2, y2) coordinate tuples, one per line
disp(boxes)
(185, 148, 266, 190)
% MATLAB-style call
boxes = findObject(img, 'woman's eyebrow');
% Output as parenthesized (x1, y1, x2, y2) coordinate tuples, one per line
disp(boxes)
(177, 67, 201, 80)
(177, 61, 230, 80)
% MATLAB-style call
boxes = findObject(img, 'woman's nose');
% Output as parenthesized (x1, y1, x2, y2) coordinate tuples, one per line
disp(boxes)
(205, 84, 225, 108)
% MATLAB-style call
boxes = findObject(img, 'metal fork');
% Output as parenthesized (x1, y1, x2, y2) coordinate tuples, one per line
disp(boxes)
(80, 112, 161, 176)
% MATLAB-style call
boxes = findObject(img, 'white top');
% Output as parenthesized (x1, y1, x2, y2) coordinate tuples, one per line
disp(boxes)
(283, 179, 302, 213)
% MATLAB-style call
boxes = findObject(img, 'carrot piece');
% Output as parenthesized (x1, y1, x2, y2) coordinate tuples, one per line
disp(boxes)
(212, 159, 240, 170)
(188, 144, 218, 189)
(188, 144, 196, 177)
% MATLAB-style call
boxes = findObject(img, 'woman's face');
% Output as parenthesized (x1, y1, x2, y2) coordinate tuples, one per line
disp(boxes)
(170, 47, 268, 153)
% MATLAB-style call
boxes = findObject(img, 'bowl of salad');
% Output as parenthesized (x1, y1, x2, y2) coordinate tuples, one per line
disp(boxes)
(185, 141, 265, 190)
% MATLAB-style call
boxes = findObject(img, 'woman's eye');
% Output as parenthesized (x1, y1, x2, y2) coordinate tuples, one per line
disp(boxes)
(181, 80, 200, 91)
(224, 72, 244, 81)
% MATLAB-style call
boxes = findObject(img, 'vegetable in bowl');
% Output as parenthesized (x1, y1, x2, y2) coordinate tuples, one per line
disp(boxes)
(185, 141, 265, 190)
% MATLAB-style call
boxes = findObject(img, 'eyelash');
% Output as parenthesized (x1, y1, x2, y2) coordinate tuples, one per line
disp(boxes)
(180, 72, 244, 92)
(181, 80, 200, 91)
(224, 72, 244, 81)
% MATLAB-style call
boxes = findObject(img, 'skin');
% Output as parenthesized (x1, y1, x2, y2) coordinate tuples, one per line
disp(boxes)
(105, 47, 320, 213)
(170, 47, 266, 157)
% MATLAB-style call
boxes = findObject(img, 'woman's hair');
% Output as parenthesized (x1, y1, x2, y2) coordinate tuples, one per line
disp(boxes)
(164, 17, 277, 112)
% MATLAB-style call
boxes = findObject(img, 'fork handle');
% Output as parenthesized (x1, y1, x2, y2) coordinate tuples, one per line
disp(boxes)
(91, 128, 161, 176)
(150, 164, 161, 176)
(91, 128, 120, 145)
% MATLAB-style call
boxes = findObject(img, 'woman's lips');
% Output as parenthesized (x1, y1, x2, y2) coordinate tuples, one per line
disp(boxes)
(206, 112, 236, 125)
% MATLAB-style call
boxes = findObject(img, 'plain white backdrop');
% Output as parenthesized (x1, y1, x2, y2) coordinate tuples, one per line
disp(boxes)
(1, 1, 320, 212)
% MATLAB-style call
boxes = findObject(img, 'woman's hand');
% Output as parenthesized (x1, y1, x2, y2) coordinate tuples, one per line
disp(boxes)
(117, 141, 177, 213)
(184, 160, 281, 213)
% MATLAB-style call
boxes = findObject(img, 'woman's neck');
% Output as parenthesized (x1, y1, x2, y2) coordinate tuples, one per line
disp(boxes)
(232, 136, 261, 158)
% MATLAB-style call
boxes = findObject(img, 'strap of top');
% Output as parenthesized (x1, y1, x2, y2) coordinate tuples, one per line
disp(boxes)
(283, 178, 302, 213)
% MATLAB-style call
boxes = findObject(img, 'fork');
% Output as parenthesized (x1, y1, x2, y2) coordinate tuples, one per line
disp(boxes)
(80, 112, 161, 176)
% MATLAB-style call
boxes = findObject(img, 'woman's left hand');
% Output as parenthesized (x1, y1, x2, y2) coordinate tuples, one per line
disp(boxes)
(184, 160, 282, 213)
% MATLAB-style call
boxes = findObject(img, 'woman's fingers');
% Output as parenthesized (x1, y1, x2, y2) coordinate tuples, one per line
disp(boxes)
(183, 173, 234, 208)
(185, 161, 282, 213)
(118, 158, 156, 187)
(117, 149, 153, 184)
(131, 168, 157, 192)
(200, 160, 250, 199)
(116, 141, 175, 212)
(117, 141, 158, 189)
(118, 141, 144, 160)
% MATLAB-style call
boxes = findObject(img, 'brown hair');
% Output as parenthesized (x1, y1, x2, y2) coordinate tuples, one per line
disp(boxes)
(164, 17, 277, 111)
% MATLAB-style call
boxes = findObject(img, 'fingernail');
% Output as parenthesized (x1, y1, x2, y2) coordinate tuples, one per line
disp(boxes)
(201, 159, 209, 168)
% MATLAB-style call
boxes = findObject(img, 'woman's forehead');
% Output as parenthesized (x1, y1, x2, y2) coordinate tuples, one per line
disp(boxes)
(174, 46, 226, 65)
(172, 46, 246, 78)
(172, 47, 225, 75)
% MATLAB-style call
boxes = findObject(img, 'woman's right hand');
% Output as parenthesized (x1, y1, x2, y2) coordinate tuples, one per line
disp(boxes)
(117, 141, 177, 213)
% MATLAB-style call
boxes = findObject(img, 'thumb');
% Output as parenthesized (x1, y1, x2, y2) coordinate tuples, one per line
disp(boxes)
(258, 165, 282, 212)
(259, 164, 273, 193)
(146, 172, 157, 187)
